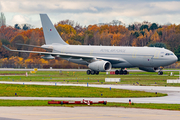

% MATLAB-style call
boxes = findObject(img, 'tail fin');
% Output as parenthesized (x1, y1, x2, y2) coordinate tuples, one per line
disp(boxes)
(40, 14, 68, 45)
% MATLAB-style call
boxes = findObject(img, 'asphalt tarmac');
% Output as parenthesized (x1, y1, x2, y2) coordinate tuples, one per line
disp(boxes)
(0, 107, 180, 120)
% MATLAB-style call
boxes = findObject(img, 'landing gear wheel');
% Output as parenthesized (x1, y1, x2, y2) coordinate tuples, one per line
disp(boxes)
(95, 71, 99, 75)
(115, 70, 119, 75)
(91, 70, 95, 75)
(87, 70, 91, 75)
(119, 70, 123, 75)
(158, 71, 163, 75)
(123, 70, 128, 75)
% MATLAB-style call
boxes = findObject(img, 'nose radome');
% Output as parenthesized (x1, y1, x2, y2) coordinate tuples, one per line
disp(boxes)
(173, 55, 178, 62)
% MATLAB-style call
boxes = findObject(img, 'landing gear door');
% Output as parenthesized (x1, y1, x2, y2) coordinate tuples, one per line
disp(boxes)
(154, 50, 160, 59)
(90, 50, 93, 56)
(132, 50, 138, 58)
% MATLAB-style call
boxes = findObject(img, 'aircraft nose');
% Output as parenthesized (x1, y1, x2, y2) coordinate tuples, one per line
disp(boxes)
(173, 55, 178, 63)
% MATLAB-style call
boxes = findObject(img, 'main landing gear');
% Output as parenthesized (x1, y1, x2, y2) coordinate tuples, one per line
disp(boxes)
(87, 70, 99, 75)
(158, 67, 163, 75)
(115, 69, 128, 75)
(158, 71, 163, 75)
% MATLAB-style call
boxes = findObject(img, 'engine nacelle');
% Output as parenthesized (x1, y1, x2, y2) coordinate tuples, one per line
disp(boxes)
(88, 61, 111, 72)
(139, 67, 158, 72)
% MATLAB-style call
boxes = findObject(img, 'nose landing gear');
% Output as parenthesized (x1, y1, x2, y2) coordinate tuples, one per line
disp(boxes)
(158, 67, 164, 75)
(158, 71, 163, 75)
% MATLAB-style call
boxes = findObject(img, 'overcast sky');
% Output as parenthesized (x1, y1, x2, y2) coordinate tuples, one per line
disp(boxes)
(1, 0, 180, 28)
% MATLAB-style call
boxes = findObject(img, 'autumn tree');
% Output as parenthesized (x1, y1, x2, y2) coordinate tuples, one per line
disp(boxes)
(151, 31, 160, 42)
(100, 30, 111, 46)
(88, 25, 100, 32)
(56, 24, 76, 35)
(0, 26, 18, 41)
(94, 31, 100, 45)
(111, 33, 121, 46)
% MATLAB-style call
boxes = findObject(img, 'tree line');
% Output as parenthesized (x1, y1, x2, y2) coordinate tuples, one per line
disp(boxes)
(0, 18, 180, 68)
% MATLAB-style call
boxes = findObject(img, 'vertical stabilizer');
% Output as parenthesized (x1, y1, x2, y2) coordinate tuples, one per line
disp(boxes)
(40, 14, 68, 45)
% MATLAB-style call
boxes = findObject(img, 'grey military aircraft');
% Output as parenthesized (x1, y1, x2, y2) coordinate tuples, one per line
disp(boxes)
(3, 14, 178, 75)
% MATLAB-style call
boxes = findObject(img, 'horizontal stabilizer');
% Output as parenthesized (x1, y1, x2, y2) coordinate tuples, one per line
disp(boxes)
(16, 43, 53, 52)
(2, 45, 51, 55)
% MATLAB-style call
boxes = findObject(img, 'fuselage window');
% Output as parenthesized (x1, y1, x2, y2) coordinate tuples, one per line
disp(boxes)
(165, 53, 173, 56)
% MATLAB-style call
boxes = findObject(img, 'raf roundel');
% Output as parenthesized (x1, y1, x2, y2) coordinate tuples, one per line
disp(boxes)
(50, 29, 52, 31)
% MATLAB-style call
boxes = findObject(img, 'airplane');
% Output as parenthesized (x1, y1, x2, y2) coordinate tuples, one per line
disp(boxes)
(3, 14, 178, 75)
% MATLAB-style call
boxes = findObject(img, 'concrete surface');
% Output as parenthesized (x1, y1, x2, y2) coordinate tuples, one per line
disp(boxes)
(0, 107, 180, 120)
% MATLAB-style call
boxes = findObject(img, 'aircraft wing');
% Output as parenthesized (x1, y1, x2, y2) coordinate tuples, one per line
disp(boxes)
(3, 45, 125, 63)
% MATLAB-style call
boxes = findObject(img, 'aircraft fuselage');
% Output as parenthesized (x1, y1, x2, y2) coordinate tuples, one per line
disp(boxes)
(45, 44, 177, 69)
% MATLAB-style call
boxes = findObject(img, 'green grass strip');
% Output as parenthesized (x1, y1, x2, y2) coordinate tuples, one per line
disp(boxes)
(0, 84, 166, 97)
(0, 71, 179, 87)
(0, 100, 180, 111)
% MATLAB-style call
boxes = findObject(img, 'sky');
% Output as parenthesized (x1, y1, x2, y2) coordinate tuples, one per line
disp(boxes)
(1, 0, 180, 28)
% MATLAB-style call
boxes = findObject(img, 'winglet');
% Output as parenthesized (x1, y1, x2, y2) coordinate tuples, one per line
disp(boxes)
(2, 45, 12, 51)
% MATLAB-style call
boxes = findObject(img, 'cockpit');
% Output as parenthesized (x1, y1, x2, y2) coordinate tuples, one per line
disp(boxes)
(165, 53, 174, 56)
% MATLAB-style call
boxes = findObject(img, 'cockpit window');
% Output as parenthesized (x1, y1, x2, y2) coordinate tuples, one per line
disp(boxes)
(165, 53, 173, 55)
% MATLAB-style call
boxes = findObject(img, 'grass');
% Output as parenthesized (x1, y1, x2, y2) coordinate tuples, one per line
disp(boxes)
(0, 100, 180, 111)
(0, 84, 166, 97)
(0, 70, 179, 110)
(0, 71, 180, 86)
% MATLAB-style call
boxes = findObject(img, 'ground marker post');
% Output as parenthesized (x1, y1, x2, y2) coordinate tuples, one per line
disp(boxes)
(129, 99, 131, 105)
(25, 72, 28, 77)
(110, 87, 111, 90)
(87, 82, 88, 87)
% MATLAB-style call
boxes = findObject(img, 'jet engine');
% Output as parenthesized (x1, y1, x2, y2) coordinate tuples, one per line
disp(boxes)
(139, 67, 158, 72)
(88, 61, 111, 72)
